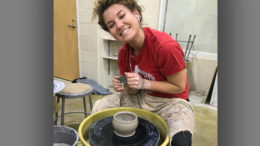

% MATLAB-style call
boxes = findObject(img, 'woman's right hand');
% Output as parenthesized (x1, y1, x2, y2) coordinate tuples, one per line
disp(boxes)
(112, 76, 125, 92)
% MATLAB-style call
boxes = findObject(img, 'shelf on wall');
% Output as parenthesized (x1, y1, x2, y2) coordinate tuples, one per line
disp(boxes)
(103, 39, 120, 75)
(103, 55, 118, 75)
(103, 56, 118, 60)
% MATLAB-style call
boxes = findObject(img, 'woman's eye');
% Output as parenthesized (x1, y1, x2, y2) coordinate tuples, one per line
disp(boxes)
(108, 23, 115, 29)
(119, 14, 125, 19)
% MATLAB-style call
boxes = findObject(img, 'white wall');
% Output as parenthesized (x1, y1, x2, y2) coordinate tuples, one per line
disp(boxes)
(78, 0, 99, 81)
(164, 0, 217, 54)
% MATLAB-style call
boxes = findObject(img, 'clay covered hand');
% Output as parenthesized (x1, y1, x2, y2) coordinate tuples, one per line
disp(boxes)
(112, 76, 126, 92)
(125, 72, 150, 90)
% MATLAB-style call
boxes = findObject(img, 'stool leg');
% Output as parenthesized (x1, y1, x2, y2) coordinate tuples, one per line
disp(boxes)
(88, 95, 93, 111)
(61, 97, 65, 125)
(54, 97, 60, 125)
(83, 97, 87, 117)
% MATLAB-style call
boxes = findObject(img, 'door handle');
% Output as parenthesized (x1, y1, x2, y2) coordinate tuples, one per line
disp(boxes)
(67, 24, 77, 29)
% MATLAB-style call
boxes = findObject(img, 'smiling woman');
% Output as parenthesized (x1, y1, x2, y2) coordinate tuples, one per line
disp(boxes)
(91, 0, 194, 146)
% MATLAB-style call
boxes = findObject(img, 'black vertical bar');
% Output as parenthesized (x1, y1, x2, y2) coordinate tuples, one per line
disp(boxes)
(108, 40, 111, 75)
(184, 34, 192, 60)
(54, 96, 60, 125)
(89, 95, 93, 110)
(61, 98, 65, 125)
(83, 97, 87, 117)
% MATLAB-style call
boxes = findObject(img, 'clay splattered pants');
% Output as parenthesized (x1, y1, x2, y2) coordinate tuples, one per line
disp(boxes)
(91, 92, 194, 140)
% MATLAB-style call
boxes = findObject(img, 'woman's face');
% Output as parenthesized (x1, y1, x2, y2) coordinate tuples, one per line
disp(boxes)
(103, 4, 141, 43)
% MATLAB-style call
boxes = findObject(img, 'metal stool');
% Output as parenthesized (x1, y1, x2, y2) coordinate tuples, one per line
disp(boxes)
(54, 83, 93, 125)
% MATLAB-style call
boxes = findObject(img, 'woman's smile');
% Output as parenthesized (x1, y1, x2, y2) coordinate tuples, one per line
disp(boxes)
(120, 28, 130, 36)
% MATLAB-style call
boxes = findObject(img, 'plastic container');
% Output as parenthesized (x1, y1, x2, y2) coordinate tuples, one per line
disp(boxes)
(53, 125, 79, 146)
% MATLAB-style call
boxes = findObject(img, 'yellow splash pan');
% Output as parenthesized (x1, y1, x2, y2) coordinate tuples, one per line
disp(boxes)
(78, 107, 170, 146)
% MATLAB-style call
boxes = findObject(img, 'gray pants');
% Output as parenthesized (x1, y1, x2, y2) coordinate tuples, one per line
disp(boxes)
(91, 92, 195, 138)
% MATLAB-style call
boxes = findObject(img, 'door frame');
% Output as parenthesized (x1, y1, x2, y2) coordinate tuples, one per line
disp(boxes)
(76, 0, 82, 77)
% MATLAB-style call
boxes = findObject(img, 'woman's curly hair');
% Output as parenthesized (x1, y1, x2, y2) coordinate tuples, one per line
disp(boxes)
(93, 0, 143, 32)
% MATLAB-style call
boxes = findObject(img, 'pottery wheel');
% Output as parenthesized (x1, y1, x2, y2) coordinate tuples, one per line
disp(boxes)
(89, 116, 160, 146)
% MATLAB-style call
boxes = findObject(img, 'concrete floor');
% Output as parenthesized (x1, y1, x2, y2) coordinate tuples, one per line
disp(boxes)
(53, 79, 217, 146)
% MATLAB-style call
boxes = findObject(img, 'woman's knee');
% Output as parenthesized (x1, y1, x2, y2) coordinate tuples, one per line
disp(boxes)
(91, 94, 121, 113)
(171, 131, 192, 146)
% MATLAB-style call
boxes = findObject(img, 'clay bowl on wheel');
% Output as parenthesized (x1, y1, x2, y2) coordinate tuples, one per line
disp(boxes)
(112, 111, 138, 137)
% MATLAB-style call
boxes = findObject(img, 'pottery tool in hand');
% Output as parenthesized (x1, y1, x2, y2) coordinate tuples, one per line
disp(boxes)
(116, 76, 127, 84)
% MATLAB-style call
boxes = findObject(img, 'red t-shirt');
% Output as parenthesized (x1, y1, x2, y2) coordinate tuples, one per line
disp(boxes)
(118, 27, 188, 99)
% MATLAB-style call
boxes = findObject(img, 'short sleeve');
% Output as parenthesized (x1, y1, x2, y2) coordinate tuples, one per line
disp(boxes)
(157, 41, 186, 77)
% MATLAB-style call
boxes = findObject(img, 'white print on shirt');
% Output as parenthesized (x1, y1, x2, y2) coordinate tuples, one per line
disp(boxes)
(134, 65, 155, 81)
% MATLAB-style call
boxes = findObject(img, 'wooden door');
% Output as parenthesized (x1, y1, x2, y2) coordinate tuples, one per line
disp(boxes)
(54, 0, 79, 81)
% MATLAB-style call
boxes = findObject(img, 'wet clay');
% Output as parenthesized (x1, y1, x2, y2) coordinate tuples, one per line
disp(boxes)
(115, 114, 135, 122)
